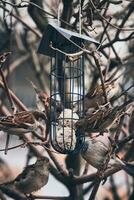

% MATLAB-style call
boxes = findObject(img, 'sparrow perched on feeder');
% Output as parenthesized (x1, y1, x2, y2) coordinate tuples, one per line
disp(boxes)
(75, 98, 134, 134)
(84, 78, 118, 111)
(29, 81, 50, 112)
(0, 110, 47, 138)
(0, 157, 50, 194)
(73, 75, 121, 114)
(30, 81, 62, 119)
(81, 135, 134, 176)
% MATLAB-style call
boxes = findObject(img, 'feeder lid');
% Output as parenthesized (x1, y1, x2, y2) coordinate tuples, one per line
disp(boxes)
(37, 23, 100, 58)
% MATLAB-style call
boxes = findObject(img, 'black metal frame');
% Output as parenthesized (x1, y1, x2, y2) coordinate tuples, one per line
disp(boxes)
(37, 23, 99, 154)
(50, 52, 85, 154)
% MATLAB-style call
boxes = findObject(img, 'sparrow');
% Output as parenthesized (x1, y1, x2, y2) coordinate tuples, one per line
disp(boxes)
(0, 157, 50, 194)
(81, 135, 134, 176)
(0, 110, 47, 137)
(31, 81, 50, 113)
(75, 98, 134, 134)
(73, 73, 123, 114)
(81, 135, 111, 169)
(73, 80, 115, 114)
(86, 75, 120, 106)
(30, 81, 62, 119)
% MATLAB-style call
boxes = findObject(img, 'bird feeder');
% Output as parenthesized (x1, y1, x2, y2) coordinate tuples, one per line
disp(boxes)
(38, 24, 99, 154)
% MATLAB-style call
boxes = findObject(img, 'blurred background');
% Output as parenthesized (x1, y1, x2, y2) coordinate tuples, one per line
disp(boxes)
(0, 0, 134, 199)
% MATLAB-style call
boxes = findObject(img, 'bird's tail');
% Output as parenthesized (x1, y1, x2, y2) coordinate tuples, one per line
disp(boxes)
(0, 184, 25, 199)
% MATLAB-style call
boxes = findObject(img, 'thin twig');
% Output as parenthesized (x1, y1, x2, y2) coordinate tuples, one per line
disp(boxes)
(117, 135, 134, 149)
(109, 0, 122, 4)
(0, 142, 26, 152)
(31, 194, 69, 200)
(114, 96, 128, 143)
(0, 99, 11, 115)
(0, 0, 73, 29)
(100, 16, 112, 43)
(83, 182, 95, 195)
(88, 180, 100, 200)
(102, 20, 121, 63)
(46, 146, 69, 176)
(0, 4, 41, 38)
(111, 83, 134, 102)
(0, 62, 17, 114)
(29, 45, 46, 90)
(92, 52, 108, 103)
(4, 54, 30, 78)
(0, 79, 28, 111)
(89, 0, 134, 31)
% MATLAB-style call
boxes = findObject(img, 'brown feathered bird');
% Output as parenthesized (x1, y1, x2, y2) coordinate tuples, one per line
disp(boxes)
(75, 98, 134, 134)
(73, 79, 117, 114)
(0, 110, 46, 137)
(0, 157, 50, 194)
(30, 81, 62, 118)
(81, 135, 134, 177)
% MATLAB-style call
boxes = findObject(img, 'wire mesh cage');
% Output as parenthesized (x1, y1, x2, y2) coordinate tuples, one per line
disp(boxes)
(38, 24, 99, 154)
(50, 53, 85, 154)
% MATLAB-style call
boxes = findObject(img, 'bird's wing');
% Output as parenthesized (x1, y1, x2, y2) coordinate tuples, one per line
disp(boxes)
(14, 111, 36, 124)
(14, 164, 35, 182)
(0, 118, 33, 131)
(0, 111, 36, 130)
(0, 116, 18, 128)
(85, 86, 97, 98)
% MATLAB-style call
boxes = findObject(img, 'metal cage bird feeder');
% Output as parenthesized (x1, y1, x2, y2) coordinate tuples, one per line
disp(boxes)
(38, 24, 99, 154)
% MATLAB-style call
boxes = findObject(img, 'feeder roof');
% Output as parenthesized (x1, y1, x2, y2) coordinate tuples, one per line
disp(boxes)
(37, 24, 100, 58)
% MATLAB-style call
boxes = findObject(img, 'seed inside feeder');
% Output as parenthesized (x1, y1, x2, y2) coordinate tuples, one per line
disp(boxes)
(58, 109, 79, 127)
(56, 126, 76, 150)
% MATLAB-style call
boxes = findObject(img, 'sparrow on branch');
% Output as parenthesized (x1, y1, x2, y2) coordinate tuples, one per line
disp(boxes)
(30, 81, 62, 118)
(0, 157, 50, 194)
(75, 98, 134, 134)
(0, 110, 47, 139)
(81, 135, 134, 176)
(73, 77, 118, 114)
